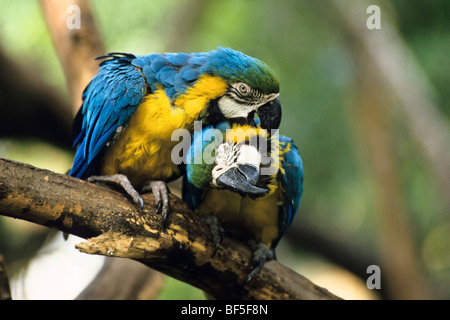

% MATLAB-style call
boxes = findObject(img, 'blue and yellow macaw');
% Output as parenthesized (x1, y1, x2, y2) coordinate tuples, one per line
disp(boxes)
(69, 47, 281, 222)
(182, 122, 303, 281)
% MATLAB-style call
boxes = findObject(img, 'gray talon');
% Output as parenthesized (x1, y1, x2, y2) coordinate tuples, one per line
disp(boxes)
(244, 240, 275, 284)
(201, 215, 224, 256)
(143, 180, 170, 227)
(87, 174, 144, 209)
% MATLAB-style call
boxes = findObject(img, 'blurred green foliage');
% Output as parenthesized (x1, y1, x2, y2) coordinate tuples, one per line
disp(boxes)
(0, 0, 449, 299)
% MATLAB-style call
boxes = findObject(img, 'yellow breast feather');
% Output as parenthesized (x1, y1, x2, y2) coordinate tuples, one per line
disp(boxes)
(132, 74, 228, 142)
(197, 188, 281, 247)
(100, 74, 228, 185)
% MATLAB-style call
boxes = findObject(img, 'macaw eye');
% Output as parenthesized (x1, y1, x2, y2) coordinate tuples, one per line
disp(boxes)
(238, 83, 250, 95)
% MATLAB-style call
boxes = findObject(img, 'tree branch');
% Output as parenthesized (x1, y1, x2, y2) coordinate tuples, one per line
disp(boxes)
(0, 158, 340, 300)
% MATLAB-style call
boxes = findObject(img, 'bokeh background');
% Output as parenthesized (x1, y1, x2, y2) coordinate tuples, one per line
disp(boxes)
(1, 0, 449, 300)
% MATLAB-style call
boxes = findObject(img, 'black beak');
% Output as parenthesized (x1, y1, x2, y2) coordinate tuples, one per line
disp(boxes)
(216, 167, 267, 196)
(256, 97, 282, 130)
(237, 164, 259, 185)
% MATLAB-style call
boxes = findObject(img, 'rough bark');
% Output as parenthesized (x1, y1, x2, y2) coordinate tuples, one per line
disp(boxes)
(0, 158, 340, 300)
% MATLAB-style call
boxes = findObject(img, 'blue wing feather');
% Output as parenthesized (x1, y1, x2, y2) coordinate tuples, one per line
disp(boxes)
(69, 53, 146, 179)
(277, 136, 304, 240)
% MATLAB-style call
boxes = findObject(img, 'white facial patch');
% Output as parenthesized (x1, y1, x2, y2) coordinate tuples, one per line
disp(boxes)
(215, 142, 237, 167)
(211, 142, 238, 187)
(217, 96, 253, 119)
(236, 144, 261, 168)
(217, 92, 280, 120)
(210, 142, 262, 187)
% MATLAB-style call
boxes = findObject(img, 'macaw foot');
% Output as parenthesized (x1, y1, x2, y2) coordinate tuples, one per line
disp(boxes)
(201, 215, 225, 256)
(244, 240, 276, 284)
(87, 174, 144, 209)
(142, 180, 170, 226)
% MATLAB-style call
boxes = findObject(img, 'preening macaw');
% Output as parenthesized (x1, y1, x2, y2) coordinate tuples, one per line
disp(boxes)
(182, 122, 303, 282)
(69, 47, 281, 222)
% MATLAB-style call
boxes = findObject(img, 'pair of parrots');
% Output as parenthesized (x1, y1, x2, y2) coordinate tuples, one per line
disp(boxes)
(69, 47, 303, 282)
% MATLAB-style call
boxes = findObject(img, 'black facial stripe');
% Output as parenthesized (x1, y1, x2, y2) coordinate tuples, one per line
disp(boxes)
(229, 87, 247, 100)
(227, 89, 260, 106)
(254, 91, 263, 100)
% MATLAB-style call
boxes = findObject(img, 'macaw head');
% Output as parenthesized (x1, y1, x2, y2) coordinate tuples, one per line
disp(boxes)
(133, 47, 281, 130)
(186, 122, 279, 197)
(210, 141, 268, 196)
(205, 47, 281, 130)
